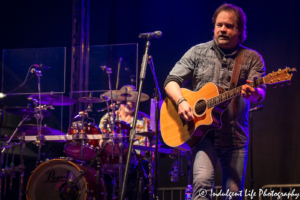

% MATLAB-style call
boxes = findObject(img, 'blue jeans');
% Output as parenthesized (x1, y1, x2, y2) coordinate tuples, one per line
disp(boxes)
(192, 137, 248, 200)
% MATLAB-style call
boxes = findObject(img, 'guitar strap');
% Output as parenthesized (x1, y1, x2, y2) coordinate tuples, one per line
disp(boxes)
(228, 47, 244, 90)
(229, 47, 244, 90)
(228, 47, 244, 118)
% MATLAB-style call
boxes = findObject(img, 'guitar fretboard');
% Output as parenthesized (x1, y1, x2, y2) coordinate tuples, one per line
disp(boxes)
(194, 77, 265, 113)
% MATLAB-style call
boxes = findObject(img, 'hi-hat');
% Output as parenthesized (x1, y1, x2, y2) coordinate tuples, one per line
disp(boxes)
(17, 124, 66, 136)
(103, 90, 149, 102)
(6, 107, 51, 118)
(29, 94, 76, 106)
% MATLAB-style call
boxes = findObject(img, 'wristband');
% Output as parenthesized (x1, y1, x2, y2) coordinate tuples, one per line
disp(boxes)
(256, 94, 263, 103)
(254, 89, 263, 103)
(176, 97, 187, 107)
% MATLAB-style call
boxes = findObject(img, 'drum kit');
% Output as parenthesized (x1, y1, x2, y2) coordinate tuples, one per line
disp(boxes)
(0, 65, 191, 200)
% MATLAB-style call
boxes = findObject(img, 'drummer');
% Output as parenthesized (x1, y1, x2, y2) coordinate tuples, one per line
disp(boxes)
(99, 85, 151, 153)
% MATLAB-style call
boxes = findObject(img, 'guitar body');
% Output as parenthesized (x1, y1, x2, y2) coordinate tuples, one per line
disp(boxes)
(160, 82, 227, 151)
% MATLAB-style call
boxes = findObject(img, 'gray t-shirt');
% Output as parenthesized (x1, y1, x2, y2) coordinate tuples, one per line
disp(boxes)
(164, 40, 266, 147)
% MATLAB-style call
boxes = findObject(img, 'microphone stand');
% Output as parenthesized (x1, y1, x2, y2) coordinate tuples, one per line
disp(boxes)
(120, 39, 151, 200)
(148, 55, 162, 199)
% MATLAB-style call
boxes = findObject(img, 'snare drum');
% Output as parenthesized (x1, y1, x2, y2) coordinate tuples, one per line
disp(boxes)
(26, 159, 106, 200)
(64, 121, 101, 160)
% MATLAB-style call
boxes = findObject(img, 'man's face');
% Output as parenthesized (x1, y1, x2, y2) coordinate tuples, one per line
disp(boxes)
(123, 102, 136, 114)
(214, 11, 241, 49)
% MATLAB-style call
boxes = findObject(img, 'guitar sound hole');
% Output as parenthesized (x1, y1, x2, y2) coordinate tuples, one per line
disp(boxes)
(195, 100, 207, 116)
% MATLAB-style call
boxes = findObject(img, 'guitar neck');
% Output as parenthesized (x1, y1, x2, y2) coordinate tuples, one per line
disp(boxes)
(207, 77, 265, 108)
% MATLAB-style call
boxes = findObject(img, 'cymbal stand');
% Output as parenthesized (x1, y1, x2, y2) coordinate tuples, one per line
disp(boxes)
(0, 142, 4, 200)
(101, 66, 115, 131)
(124, 67, 136, 86)
(2, 115, 30, 152)
(101, 95, 114, 129)
(111, 176, 117, 200)
(3, 144, 9, 197)
(117, 128, 126, 199)
(149, 55, 162, 199)
(96, 149, 106, 200)
(148, 136, 154, 200)
(9, 144, 15, 192)
(73, 138, 110, 200)
(35, 69, 43, 166)
(18, 132, 26, 200)
(85, 93, 94, 112)
(120, 39, 151, 200)
(80, 112, 86, 159)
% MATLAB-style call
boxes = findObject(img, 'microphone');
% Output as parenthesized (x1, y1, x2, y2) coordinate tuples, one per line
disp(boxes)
(249, 105, 263, 112)
(30, 68, 41, 74)
(32, 64, 51, 69)
(139, 31, 162, 39)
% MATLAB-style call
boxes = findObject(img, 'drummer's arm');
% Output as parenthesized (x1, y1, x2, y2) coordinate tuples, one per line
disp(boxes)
(99, 113, 109, 147)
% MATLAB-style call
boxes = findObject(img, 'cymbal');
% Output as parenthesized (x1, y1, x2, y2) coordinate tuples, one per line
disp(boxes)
(136, 131, 158, 138)
(29, 94, 76, 106)
(77, 97, 105, 103)
(6, 107, 51, 118)
(103, 90, 149, 102)
(17, 124, 66, 136)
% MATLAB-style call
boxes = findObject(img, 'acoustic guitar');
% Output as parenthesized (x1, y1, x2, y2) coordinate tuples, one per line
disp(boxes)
(160, 67, 296, 151)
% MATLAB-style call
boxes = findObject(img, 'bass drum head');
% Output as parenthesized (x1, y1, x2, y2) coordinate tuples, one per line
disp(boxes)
(26, 159, 106, 200)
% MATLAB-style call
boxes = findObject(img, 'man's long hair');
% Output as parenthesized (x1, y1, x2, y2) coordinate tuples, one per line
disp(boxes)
(212, 3, 247, 44)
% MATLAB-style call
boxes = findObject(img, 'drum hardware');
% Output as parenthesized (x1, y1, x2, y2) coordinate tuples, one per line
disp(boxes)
(65, 110, 101, 160)
(116, 57, 122, 90)
(72, 138, 110, 200)
(3, 144, 9, 197)
(101, 66, 116, 132)
(124, 67, 136, 86)
(29, 94, 77, 106)
(16, 124, 66, 136)
(102, 90, 150, 103)
(0, 134, 27, 200)
(117, 133, 126, 199)
(111, 176, 118, 200)
(26, 159, 106, 200)
(146, 135, 154, 200)
(136, 131, 157, 138)
(9, 143, 15, 190)
(97, 102, 119, 113)
(77, 94, 106, 104)
(5, 106, 51, 118)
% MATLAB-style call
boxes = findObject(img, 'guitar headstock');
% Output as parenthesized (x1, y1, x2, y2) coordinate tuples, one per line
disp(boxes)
(264, 67, 297, 86)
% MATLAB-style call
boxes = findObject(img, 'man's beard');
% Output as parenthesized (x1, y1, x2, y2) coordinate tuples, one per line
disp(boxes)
(216, 35, 230, 45)
(124, 105, 135, 114)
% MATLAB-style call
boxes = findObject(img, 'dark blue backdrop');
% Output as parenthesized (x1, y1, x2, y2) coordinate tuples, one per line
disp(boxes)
(1, 0, 300, 198)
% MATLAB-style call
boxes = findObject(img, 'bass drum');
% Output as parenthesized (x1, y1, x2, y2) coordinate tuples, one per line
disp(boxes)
(26, 159, 106, 200)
